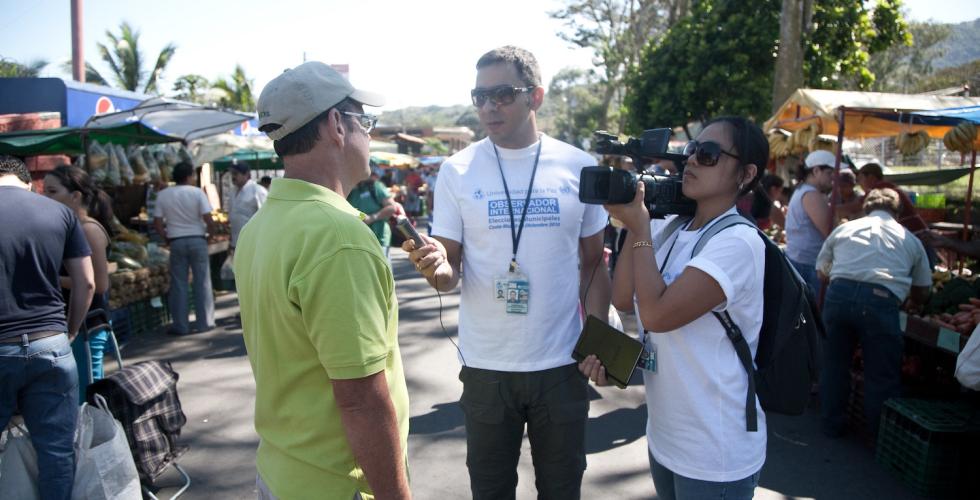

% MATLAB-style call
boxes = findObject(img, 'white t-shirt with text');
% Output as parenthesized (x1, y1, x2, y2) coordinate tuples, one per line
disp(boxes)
(638, 209, 767, 482)
(431, 135, 607, 372)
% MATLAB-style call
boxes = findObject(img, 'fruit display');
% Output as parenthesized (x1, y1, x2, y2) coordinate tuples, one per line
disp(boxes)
(942, 121, 977, 154)
(107, 264, 170, 310)
(921, 269, 980, 335)
(896, 130, 930, 156)
(768, 129, 792, 158)
(789, 122, 822, 155)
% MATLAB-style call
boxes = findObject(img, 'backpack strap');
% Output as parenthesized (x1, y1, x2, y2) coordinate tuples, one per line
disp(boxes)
(713, 311, 759, 432)
(690, 213, 762, 432)
(653, 216, 691, 249)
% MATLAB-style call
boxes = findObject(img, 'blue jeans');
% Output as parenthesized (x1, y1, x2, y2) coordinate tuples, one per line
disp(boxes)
(789, 258, 821, 298)
(71, 328, 110, 403)
(649, 450, 760, 500)
(0, 333, 79, 500)
(169, 237, 215, 334)
(819, 278, 903, 437)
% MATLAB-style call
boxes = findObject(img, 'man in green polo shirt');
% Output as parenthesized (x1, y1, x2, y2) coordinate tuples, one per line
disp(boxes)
(347, 173, 395, 258)
(236, 61, 410, 500)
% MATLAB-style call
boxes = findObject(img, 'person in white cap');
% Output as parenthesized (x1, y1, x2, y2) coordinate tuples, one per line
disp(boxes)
(785, 149, 835, 295)
(235, 62, 410, 500)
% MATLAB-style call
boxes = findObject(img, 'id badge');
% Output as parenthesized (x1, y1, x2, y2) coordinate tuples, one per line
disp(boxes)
(493, 276, 508, 302)
(639, 337, 657, 373)
(505, 268, 530, 315)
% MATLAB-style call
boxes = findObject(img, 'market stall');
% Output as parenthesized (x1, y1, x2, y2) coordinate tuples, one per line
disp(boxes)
(0, 97, 252, 338)
(767, 92, 980, 496)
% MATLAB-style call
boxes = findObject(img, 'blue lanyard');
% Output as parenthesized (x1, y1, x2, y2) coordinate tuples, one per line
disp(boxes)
(493, 140, 543, 271)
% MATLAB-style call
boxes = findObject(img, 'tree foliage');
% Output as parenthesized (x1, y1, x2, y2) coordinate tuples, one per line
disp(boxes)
(625, 0, 780, 131)
(538, 68, 607, 148)
(550, 0, 682, 131)
(869, 21, 951, 93)
(802, 0, 910, 89)
(212, 65, 254, 111)
(626, 0, 911, 132)
(0, 57, 48, 77)
(171, 74, 211, 104)
(913, 59, 980, 95)
(89, 21, 177, 94)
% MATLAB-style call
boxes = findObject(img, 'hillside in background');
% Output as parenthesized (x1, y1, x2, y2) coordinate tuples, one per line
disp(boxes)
(933, 17, 980, 70)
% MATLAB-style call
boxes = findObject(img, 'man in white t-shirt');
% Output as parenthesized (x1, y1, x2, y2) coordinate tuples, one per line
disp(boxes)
(228, 162, 268, 250)
(154, 162, 217, 335)
(405, 46, 610, 499)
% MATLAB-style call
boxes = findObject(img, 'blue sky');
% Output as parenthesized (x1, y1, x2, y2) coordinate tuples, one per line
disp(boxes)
(1, 0, 977, 112)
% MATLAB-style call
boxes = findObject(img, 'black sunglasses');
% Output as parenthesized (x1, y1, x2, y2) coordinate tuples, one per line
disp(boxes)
(471, 85, 534, 107)
(683, 140, 741, 166)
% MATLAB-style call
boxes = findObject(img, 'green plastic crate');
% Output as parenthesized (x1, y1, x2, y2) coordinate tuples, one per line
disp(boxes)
(875, 398, 979, 497)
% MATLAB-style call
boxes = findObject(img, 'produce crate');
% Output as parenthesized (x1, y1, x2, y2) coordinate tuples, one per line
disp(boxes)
(900, 313, 968, 356)
(875, 398, 980, 497)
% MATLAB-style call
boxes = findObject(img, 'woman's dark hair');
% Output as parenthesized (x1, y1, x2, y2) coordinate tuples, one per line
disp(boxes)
(702, 116, 769, 197)
(47, 165, 115, 236)
(760, 173, 784, 192)
(172, 162, 195, 184)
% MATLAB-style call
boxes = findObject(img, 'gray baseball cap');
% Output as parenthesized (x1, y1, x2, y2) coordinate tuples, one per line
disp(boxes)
(257, 61, 384, 141)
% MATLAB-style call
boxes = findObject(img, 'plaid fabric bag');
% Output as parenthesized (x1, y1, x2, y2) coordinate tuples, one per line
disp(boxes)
(88, 360, 188, 483)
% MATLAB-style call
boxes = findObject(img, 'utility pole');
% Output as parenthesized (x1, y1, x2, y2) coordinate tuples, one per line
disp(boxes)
(71, 0, 84, 82)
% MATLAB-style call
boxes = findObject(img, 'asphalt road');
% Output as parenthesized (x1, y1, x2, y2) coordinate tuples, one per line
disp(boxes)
(118, 249, 921, 499)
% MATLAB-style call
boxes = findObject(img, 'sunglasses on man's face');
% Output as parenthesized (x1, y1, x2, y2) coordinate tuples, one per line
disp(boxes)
(341, 111, 378, 134)
(683, 140, 741, 166)
(470, 85, 535, 108)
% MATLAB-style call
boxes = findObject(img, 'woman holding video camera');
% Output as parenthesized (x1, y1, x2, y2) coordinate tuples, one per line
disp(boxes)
(580, 116, 768, 499)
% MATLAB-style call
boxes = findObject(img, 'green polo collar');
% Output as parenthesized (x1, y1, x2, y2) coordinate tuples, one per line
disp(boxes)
(268, 178, 361, 218)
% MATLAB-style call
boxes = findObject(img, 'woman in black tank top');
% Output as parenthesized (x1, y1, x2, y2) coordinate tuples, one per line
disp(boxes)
(44, 165, 115, 401)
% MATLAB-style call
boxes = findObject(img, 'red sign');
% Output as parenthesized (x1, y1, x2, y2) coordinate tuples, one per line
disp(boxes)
(95, 96, 115, 115)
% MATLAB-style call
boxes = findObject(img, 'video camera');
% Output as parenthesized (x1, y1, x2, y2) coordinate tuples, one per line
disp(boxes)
(579, 129, 695, 218)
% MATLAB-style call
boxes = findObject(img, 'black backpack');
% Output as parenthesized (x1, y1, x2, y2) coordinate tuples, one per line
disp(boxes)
(657, 213, 824, 432)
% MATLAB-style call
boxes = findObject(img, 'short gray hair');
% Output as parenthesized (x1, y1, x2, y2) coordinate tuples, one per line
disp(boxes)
(863, 188, 900, 215)
(476, 46, 541, 87)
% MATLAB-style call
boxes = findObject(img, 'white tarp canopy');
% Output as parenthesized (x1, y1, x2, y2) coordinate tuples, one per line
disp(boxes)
(190, 133, 273, 166)
(85, 97, 255, 142)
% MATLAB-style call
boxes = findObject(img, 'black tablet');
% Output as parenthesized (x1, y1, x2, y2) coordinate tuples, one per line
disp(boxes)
(572, 315, 644, 389)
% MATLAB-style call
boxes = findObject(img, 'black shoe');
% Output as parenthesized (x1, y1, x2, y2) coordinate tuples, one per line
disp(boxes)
(166, 328, 190, 337)
(192, 324, 216, 334)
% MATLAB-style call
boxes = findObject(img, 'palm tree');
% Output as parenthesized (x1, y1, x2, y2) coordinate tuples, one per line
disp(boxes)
(88, 21, 176, 94)
(212, 64, 255, 112)
(0, 57, 48, 77)
(172, 74, 211, 104)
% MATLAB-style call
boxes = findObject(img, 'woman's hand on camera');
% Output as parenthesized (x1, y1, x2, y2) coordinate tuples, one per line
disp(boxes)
(579, 355, 609, 386)
(604, 182, 649, 234)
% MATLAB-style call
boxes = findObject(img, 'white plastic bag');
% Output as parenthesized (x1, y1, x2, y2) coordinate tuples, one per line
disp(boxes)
(0, 422, 40, 500)
(72, 395, 141, 500)
(220, 253, 235, 281)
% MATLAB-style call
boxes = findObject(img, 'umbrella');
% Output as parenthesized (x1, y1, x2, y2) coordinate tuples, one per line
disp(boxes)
(212, 149, 282, 171)
(0, 123, 179, 156)
(85, 97, 254, 142)
(370, 152, 419, 169)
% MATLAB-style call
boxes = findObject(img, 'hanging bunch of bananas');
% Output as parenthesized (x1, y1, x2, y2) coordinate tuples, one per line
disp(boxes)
(943, 121, 978, 153)
(896, 130, 931, 156)
(809, 134, 837, 153)
(789, 122, 822, 155)
(768, 129, 792, 158)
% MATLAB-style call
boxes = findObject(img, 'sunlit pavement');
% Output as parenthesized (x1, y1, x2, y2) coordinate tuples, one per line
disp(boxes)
(116, 248, 917, 499)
